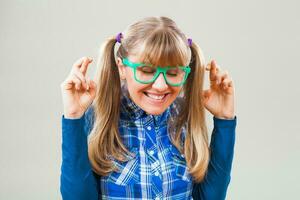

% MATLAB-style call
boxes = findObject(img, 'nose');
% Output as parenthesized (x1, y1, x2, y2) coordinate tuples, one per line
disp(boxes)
(152, 73, 168, 91)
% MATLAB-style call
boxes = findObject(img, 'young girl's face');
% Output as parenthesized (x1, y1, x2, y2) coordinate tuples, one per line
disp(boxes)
(117, 55, 183, 115)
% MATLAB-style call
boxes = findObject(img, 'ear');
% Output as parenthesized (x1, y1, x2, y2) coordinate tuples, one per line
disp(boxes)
(116, 57, 126, 80)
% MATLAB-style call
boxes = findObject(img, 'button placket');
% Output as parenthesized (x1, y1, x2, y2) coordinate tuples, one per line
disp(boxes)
(144, 118, 163, 194)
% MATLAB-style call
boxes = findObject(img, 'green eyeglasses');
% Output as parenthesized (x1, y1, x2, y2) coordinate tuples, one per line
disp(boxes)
(122, 57, 191, 87)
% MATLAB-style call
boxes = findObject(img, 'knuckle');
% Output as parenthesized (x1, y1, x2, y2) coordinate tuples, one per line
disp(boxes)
(72, 77, 80, 83)
(81, 56, 88, 61)
(83, 56, 89, 62)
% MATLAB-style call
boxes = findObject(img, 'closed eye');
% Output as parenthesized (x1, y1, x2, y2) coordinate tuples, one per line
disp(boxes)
(167, 69, 179, 76)
(139, 66, 156, 74)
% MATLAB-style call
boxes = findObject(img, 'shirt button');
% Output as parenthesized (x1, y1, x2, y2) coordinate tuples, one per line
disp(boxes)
(154, 171, 159, 176)
(147, 126, 152, 130)
(148, 150, 154, 155)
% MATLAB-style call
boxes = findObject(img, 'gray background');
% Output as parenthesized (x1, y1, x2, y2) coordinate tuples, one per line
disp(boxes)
(1, 0, 299, 199)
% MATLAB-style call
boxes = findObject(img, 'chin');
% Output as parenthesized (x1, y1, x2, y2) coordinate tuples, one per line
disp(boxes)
(140, 92, 174, 116)
(144, 107, 166, 116)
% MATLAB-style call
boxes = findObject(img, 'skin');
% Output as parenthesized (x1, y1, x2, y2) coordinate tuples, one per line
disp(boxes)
(203, 60, 235, 119)
(117, 55, 235, 119)
(61, 57, 96, 119)
(116, 55, 183, 115)
(61, 56, 235, 120)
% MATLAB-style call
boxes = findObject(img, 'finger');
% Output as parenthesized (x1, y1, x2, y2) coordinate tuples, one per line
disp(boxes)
(213, 72, 223, 86)
(73, 70, 88, 89)
(64, 74, 81, 90)
(205, 63, 211, 70)
(221, 78, 231, 88)
(223, 78, 234, 91)
(90, 80, 97, 89)
(216, 75, 222, 85)
(71, 74, 83, 90)
(209, 60, 220, 85)
(73, 73, 90, 91)
(72, 56, 93, 72)
(73, 57, 88, 69)
(86, 77, 91, 90)
(79, 57, 93, 76)
(214, 62, 227, 85)
(86, 78, 97, 100)
(215, 70, 229, 86)
(220, 71, 229, 84)
(205, 60, 219, 71)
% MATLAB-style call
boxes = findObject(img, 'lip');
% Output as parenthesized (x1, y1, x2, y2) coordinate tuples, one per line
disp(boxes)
(144, 91, 169, 95)
(143, 92, 169, 105)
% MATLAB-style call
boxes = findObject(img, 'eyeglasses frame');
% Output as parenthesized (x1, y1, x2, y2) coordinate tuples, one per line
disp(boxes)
(121, 57, 191, 87)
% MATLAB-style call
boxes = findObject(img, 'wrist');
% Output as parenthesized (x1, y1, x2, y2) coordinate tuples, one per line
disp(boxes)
(64, 112, 84, 119)
(214, 115, 235, 120)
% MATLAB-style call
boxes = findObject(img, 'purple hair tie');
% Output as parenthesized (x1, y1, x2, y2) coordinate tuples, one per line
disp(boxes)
(116, 32, 123, 43)
(187, 38, 192, 47)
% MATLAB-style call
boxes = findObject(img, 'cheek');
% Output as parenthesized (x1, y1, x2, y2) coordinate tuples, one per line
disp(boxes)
(169, 87, 182, 98)
(124, 70, 137, 90)
(125, 74, 148, 98)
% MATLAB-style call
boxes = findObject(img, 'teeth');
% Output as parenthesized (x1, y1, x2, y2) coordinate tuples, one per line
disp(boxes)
(146, 93, 166, 100)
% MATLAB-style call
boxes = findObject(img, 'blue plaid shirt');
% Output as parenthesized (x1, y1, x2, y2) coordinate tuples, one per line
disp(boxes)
(60, 88, 237, 200)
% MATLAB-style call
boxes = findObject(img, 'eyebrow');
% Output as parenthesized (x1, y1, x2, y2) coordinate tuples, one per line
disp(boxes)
(126, 58, 153, 67)
(135, 60, 152, 66)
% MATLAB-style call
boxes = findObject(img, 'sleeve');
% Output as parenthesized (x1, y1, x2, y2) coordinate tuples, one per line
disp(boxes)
(60, 106, 100, 200)
(192, 116, 237, 200)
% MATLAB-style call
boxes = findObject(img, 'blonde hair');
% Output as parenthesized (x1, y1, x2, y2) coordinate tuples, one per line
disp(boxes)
(88, 16, 209, 182)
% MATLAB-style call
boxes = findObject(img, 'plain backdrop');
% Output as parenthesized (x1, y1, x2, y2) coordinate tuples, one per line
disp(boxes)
(1, 0, 299, 199)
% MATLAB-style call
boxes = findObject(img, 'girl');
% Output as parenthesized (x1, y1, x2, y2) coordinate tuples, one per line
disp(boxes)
(60, 16, 237, 200)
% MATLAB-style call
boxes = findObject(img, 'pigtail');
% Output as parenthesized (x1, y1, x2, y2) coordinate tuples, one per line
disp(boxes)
(173, 41, 210, 182)
(88, 36, 129, 175)
(186, 42, 209, 182)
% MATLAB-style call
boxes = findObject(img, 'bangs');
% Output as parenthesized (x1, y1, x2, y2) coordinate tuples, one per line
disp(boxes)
(137, 30, 190, 67)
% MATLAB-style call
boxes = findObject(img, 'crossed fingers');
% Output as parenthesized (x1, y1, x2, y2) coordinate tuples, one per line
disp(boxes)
(69, 57, 93, 90)
(205, 60, 233, 90)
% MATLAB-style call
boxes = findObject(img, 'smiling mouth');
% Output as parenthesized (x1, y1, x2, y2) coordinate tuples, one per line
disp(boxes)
(143, 92, 169, 101)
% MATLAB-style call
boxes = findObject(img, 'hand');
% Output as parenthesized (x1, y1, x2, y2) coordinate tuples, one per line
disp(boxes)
(202, 60, 235, 119)
(60, 57, 97, 119)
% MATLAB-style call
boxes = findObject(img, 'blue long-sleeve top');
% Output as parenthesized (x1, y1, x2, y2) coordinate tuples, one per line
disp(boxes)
(60, 94, 237, 200)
